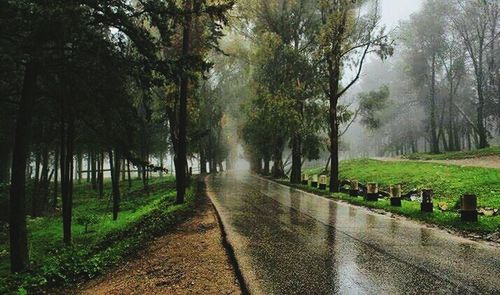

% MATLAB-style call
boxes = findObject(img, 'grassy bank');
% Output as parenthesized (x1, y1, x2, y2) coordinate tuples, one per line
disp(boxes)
(402, 146, 500, 160)
(297, 159, 500, 235)
(0, 177, 196, 294)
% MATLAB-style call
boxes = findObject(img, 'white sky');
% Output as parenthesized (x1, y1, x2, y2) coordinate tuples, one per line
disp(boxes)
(343, 0, 424, 84)
(379, 0, 424, 30)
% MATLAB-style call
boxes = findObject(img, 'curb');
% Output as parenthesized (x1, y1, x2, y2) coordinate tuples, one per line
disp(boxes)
(200, 176, 251, 295)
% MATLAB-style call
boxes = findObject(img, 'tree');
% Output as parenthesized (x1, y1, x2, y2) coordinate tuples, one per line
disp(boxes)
(401, 0, 448, 154)
(316, 0, 393, 192)
(451, 0, 499, 148)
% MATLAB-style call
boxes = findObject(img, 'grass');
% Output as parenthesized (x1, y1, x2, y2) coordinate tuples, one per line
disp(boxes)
(296, 159, 500, 235)
(0, 176, 196, 294)
(402, 146, 500, 160)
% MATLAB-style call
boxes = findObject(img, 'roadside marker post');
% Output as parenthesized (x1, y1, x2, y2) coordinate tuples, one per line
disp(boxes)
(366, 182, 378, 201)
(301, 174, 308, 185)
(311, 175, 318, 188)
(460, 194, 478, 222)
(390, 185, 402, 207)
(350, 180, 359, 197)
(319, 175, 327, 190)
(421, 189, 434, 213)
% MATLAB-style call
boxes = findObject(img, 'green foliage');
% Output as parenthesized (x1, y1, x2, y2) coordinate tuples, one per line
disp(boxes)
(0, 177, 196, 294)
(75, 213, 99, 234)
(358, 85, 390, 130)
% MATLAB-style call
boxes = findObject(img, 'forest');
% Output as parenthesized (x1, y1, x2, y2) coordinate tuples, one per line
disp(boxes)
(0, 0, 499, 294)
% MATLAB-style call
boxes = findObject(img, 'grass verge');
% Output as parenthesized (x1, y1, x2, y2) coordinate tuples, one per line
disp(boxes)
(402, 146, 500, 160)
(0, 177, 196, 294)
(276, 180, 499, 236)
(294, 159, 500, 236)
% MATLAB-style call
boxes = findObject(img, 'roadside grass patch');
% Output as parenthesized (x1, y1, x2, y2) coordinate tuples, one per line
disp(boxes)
(0, 176, 196, 294)
(403, 146, 500, 160)
(277, 180, 500, 235)
(292, 159, 500, 235)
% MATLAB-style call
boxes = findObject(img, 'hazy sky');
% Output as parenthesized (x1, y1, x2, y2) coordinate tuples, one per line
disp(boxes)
(343, 0, 424, 84)
(379, 0, 424, 30)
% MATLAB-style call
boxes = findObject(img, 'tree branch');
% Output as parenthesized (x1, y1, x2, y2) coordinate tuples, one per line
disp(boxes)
(336, 43, 370, 99)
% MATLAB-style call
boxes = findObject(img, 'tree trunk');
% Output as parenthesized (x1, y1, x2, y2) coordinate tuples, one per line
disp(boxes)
(200, 150, 207, 174)
(263, 155, 270, 175)
(476, 85, 488, 149)
(290, 135, 301, 184)
(0, 142, 11, 183)
(127, 159, 132, 188)
(9, 60, 38, 272)
(32, 148, 41, 217)
(39, 145, 49, 213)
(328, 55, 341, 193)
(91, 151, 97, 190)
(53, 146, 59, 209)
(430, 54, 439, 154)
(98, 152, 104, 198)
(447, 76, 457, 151)
(142, 163, 148, 190)
(86, 152, 91, 182)
(121, 159, 126, 181)
(78, 152, 83, 184)
(159, 154, 164, 177)
(108, 150, 120, 221)
(175, 0, 192, 204)
(61, 114, 75, 245)
(271, 146, 285, 178)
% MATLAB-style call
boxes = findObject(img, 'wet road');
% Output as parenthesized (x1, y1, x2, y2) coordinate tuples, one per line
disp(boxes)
(206, 173, 500, 295)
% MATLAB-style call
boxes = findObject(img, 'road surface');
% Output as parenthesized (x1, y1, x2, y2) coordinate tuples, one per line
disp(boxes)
(206, 172, 500, 294)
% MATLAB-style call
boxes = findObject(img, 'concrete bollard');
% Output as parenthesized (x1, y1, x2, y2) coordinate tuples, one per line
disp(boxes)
(350, 180, 359, 197)
(366, 182, 378, 201)
(301, 174, 308, 185)
(421, 189, 433, 213)
(311, 174, 318, 188)
(319, 175, 327, 190)
(460, 194, 478, 222)
(390, 185, 402, 207)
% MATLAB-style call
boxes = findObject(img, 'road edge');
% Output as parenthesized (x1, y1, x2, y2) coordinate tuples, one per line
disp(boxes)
(201, 176, 251, 295)
(258, 175, 500, 248)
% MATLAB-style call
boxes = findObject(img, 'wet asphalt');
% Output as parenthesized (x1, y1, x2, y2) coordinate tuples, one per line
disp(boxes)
(206, 172, 500, 295)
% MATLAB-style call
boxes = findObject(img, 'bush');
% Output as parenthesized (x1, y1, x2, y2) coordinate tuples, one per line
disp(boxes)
(75, 213, 100, 233)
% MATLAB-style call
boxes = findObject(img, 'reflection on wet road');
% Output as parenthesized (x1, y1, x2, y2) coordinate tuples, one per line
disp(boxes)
(206, 173, 500, 294)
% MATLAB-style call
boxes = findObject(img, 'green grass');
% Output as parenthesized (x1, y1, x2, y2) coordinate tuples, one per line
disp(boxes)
(297, 159, 500, 235)
(0, 176, 196, 294)
(339, 159, 500, 208)
(402, 146, 500, 160)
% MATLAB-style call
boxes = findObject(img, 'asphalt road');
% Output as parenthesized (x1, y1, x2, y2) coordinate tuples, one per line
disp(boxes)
(206, 172, 500, 295)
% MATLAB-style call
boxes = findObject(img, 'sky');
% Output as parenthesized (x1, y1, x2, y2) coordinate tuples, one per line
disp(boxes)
(379, 0, 424, 31)
(343, 0, 424, 84)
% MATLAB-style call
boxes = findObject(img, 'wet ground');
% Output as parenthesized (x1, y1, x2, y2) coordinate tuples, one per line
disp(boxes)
(75, 192, 241, 295)
(206, 172, 500, 295)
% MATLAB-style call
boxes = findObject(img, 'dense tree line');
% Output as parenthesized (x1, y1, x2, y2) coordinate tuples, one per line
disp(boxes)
(0, 0, 233, 273)
(237, 0, 498, 189)
(238, 0, 392, 191)
(354, 0, 499, 156)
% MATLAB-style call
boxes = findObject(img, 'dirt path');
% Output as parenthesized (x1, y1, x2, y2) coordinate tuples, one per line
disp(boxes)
(374, 155, 500, 169)
(74, 193, 242, 295)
